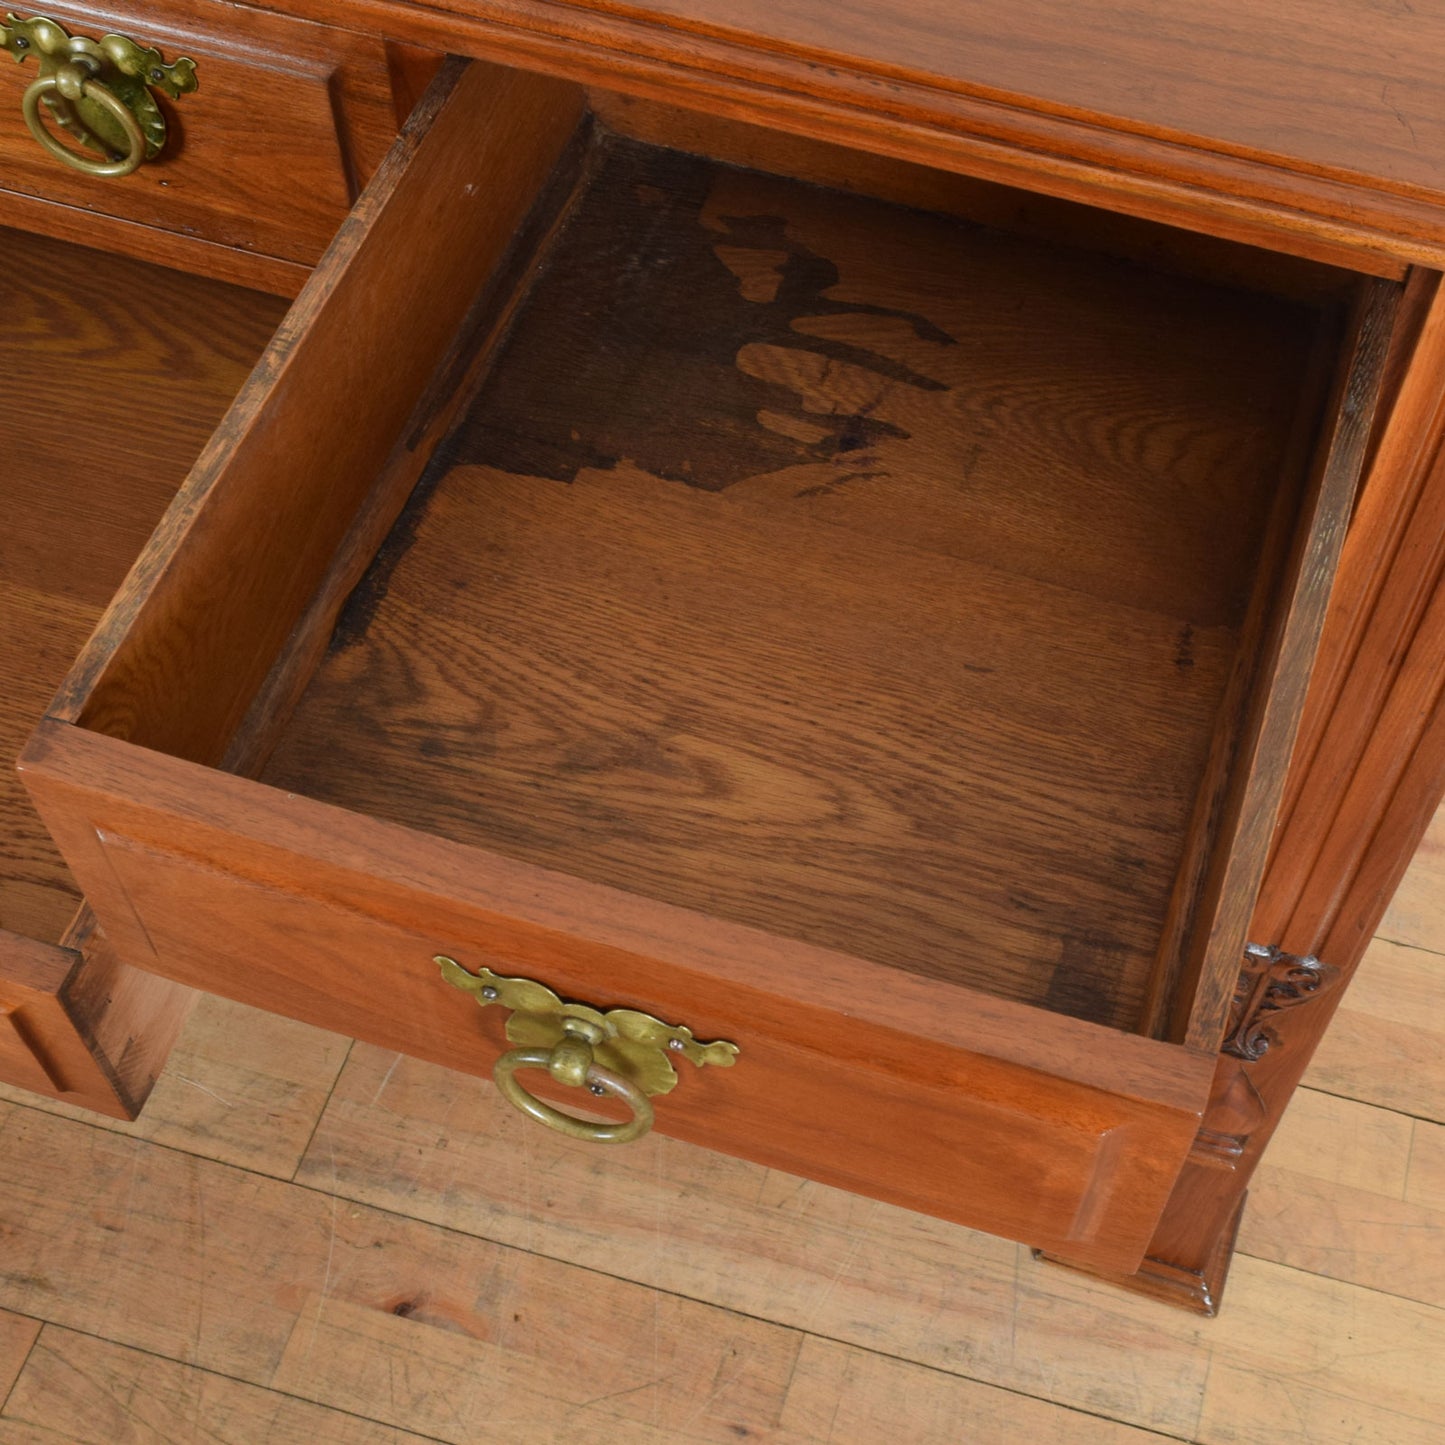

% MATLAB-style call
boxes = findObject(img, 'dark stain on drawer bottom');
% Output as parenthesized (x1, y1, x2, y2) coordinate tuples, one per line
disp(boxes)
(442, 135, 956, 494)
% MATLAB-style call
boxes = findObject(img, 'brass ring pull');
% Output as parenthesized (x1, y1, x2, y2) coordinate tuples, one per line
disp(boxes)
(23, 63, 145, 177)
(493, 1025, 656, 1145)
(4, 16, 198, 179)
(440, 958, 738, 1146)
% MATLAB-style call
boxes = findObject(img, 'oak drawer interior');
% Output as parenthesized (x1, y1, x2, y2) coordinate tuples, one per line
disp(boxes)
(259, 131, 1322, 1039)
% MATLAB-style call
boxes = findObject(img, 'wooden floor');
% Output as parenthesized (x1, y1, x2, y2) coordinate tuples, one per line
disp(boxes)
(0, 821, 1436, 1443)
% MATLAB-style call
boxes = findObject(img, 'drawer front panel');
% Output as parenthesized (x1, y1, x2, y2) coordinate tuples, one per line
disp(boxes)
(0, 0, 397, 270)
(22, 722, 1213, 1273)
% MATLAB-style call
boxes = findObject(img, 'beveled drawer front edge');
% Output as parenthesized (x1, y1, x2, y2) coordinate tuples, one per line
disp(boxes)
(0, 187, 312, 295)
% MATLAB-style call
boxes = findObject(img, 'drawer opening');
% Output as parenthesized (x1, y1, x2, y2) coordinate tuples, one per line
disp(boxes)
(0, 225, 285, 946)
(0, 224, 287, 1112)
(34, 59, 1396, 1060)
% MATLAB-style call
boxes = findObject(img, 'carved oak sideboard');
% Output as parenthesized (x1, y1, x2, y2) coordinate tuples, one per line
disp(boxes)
(3, 0, 1445, 1314)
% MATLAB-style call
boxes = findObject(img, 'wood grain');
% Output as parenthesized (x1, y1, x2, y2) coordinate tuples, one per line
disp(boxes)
(0, 1095, 1199, 1439)
(0, 226, 286, 944)
(0, 1100, 1203, 1441)
(1197, 1259, 1445, 1445)
(1379, 804, 1445, 951)
(1241, 1088, 1443, 1308)
(292, 1040, 1215, 1438)
(287, 1037, 1444, 1440)
(0, 1326, 431, 1444)
(0, 1103, 801, 1442)
(0, 969, 1435, 1442)
(1304, 938, 1445, 1123)
(774, 1337, 1166, 1444)
(0, 585, 108, 945)
(0, 871, 1438, 1441)
(1163, 279, 1397, 1050)
(587, 88, 1374, 302)
(19, 719, 1214, 1270)
(364, 0, 1445, 194)
(58, 59, 588, 768)
(0, 0, 398, 271)
(36, 70, 1338, 1265)
(0, 225, 284, 1116)
(1087, 255, 1445, 1311)
(1255, 282, 1445, 963)
(240, 0, 1445, 269)
(262, 136, 1322, 1031)
(0, 184, 311, 298)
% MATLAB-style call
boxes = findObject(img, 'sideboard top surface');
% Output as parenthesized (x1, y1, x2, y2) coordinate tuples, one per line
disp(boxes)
(249, 0, 1445, 266)
(519, 0, 1445, 185)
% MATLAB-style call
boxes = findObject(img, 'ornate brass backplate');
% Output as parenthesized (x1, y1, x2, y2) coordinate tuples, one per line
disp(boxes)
(2, 14, 197, 174)
(438, 955, 739, 1096)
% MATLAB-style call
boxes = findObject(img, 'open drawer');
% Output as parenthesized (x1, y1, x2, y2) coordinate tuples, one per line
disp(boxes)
(17, 59, 1399, 1271)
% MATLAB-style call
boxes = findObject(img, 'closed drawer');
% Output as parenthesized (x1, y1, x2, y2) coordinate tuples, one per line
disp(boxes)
(0, 1, 406, 290)
(16, 60, 1399, 1270)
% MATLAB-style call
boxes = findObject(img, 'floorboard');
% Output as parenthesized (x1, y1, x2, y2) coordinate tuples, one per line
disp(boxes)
(0, 1326, 437, 1444)
(1304, 938, 1445, 1122)
(1242, 1091, 1444, 1307)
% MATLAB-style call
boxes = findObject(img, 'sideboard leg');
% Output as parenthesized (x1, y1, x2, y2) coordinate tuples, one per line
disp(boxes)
(1048, 269, 1445, 1313)
(1041, 939, 1359, 1313)
(1039, 1186, 1246, 1316)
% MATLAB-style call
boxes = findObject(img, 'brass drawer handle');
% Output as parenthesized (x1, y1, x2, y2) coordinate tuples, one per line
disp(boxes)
(439, 956, 739, 1145)
(3, 14, 197, 178)
(495, 1031, 656, 1144)
(22, 63, 144, 177)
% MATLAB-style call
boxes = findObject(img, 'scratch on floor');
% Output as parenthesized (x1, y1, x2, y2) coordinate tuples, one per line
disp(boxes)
(370, 1054, 403, 1108)
(173, 1074, 237, 1109)
(799, 1202, 877, 1336)
(303, 1148, 342, 1370)
(674, 1338, 754, 1437)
